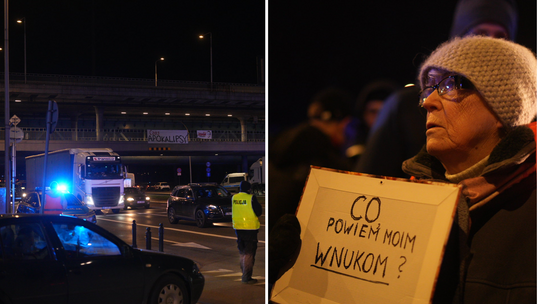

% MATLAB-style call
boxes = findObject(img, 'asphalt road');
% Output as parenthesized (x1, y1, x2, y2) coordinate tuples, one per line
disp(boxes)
(95, 191, 266, 304)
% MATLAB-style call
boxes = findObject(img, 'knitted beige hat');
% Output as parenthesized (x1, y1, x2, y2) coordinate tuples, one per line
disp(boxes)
(419, 36, 537, 128)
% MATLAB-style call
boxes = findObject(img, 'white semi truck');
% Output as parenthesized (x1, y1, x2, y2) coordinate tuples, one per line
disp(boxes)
(249, 157, 265, 196)
(26, 148, 125, 214)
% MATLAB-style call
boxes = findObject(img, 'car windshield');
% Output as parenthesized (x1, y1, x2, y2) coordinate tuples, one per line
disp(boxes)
(125, 188, 142, 194)
(192, 186, 229, 198)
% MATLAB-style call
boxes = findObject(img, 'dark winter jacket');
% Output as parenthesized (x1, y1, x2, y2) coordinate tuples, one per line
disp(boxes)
(354, 85, 426, 178)
(268, 123, 351, 231)
(402, 122, 536, 304)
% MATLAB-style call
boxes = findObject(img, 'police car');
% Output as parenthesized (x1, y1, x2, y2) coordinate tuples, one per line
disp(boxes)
(16, 186, 97, 224)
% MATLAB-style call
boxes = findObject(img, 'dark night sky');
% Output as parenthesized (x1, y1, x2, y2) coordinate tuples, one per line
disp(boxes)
(5, 0, 265, 84)
(269, 0, 537, 135)
(1, 1, 537, 136)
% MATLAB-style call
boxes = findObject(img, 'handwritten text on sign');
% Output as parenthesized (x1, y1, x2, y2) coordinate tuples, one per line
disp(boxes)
(147, 130, 188, 144)
(312, 193, 420, 285)
(271, 168, 460, 304)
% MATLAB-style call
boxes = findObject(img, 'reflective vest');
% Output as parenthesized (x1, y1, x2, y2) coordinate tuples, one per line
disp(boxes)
(232, 192, 260, 230)
(43, 192, 64, 215)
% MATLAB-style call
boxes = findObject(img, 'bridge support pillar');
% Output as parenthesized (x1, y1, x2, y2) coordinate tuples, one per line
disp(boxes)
(238, 117, 247, 142)
(94, 106, 104, 141)
(70, 113, 80, 141)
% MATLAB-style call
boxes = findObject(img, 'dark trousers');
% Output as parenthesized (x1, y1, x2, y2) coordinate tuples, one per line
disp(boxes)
(235, 229, 259, 282)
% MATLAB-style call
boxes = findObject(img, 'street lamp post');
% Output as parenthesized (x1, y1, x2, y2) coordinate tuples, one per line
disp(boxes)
(154, 57, 164, 87)
(198, 32, 212, 90)
(4, 0, 11, 213)
(16, 18, 26, 84)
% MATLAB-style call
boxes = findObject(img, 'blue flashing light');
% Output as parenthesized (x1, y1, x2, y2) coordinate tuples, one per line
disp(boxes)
(57, 184, 68, 192)
(49, 181, 69, 193)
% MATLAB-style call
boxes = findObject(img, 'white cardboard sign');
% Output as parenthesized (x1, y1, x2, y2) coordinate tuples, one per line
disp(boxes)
(271, 167, 461, 304)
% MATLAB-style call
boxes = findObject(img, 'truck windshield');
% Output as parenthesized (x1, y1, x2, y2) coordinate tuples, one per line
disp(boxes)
(86, 163, 122, 179)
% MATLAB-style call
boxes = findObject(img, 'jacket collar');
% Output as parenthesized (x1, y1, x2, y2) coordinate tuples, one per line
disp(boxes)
(403, 123, 536, 209)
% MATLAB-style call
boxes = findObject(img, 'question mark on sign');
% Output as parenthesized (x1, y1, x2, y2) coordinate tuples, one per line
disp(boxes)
(398, 256, 407, 278)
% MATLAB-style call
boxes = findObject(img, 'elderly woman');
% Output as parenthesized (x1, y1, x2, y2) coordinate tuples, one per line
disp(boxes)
(402, 36, 536, 303)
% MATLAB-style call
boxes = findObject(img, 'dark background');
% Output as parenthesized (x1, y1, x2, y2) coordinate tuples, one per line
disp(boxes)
(2, 1, 266, 186)
(268, 0, 537, 136)
(5, 0, 265, 84)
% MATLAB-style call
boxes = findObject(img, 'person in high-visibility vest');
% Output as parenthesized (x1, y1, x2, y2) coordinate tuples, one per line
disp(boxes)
(232, 181, 262, 284)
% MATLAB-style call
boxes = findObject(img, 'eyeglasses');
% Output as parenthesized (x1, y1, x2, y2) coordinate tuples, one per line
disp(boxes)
(418, 75, 476, 107)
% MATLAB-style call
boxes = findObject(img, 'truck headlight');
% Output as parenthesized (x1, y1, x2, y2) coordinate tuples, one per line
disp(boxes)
(86, 196, 95, 206)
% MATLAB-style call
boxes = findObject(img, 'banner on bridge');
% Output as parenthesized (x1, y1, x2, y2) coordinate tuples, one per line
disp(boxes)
(147, 130, 189, 144)
(197, 130, 212, 139)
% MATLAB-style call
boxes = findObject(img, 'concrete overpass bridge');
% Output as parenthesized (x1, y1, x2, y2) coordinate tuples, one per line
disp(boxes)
(0, 73, 265, 185)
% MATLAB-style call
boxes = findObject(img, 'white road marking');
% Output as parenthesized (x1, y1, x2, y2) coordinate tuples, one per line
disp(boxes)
(217, 272, 244, 277)
(198, 269, 265, 285)
(98, 217, 265, 243)
(201, 269, 234, 274)
(149, 237, 211, 249)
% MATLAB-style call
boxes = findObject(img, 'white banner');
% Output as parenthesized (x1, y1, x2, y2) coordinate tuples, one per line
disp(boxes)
(197, 130, 213, 139)
(147, 130, 189, 144)
(271, 167, 461, 304)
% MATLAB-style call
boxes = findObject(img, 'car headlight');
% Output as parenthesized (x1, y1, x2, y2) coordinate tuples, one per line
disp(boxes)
(146, 196, 150, 201)
(127, 197, 135, 201)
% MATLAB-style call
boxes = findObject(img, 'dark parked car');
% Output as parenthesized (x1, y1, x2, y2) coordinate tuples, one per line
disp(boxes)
(17, 189, 97, 224)
(123, 187, 150, 210)
(167, 183, 232, 228)
(0, 214, 205, 304)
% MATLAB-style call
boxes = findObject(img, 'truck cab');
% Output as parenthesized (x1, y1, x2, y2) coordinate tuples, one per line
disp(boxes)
(74, 149, 125, 213)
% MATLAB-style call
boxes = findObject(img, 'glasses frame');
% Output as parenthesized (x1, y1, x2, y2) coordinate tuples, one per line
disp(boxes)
(418, 75, 475, 107)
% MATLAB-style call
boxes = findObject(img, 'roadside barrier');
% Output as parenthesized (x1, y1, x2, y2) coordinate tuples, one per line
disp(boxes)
(132, 220, 165, 252)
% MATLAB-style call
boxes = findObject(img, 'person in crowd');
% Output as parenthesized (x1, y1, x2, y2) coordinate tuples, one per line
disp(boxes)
(403, 35, 536, 303)
(354, 0, 519, 178)
(345, 79, 400, 164)
(270, 35, 536, 304)
(231, 181, 262, 284)
(268, 87, 354, 293)
(268, 87, 354, 231)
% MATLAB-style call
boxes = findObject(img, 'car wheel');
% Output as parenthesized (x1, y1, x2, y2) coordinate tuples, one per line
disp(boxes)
(123, 204, 128, 210)
(149, 274, 189, 304)
(168, 207, 179, 224)
(195, 209, 211, 228)
(144, 204, 150, 209)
